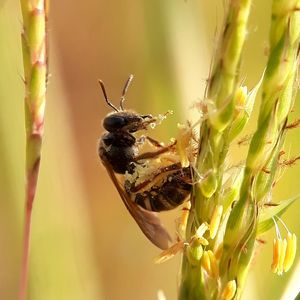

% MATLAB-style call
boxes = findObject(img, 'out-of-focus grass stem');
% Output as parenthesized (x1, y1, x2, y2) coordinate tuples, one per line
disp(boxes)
(18, 1, 49, 300)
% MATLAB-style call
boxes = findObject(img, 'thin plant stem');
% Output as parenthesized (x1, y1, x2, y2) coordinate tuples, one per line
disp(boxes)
(18, 1, 49, 299)
(19, 185, 35, 300)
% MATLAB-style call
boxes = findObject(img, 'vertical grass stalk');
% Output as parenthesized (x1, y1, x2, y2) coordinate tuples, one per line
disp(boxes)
(179, 0, 300, 299)
(19, 1, 49, 300)
(179, 0, 252, 299)
(222, 2, 300, 297)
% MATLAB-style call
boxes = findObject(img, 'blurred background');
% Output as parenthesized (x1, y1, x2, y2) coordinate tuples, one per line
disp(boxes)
(0, 0, 299, 299)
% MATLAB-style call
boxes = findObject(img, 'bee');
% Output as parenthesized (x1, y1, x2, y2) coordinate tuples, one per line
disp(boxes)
(98, 75, 193, 249)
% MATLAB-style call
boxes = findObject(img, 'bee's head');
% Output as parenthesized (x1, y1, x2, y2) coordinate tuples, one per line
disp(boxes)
(99, 75, 155, 132)
(103, 112, 154, 132)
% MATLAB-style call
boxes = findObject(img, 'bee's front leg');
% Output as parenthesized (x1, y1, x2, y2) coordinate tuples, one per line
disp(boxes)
(145, 136, 165, 148)
(136, 136, 164, 148)
(134, 140, 177, 161)
(136, 135, 146, 146)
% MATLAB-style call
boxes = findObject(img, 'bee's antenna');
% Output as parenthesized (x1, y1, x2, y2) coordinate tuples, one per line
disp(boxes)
(120, 74, 134, 110)
(98, 79, 119, 112)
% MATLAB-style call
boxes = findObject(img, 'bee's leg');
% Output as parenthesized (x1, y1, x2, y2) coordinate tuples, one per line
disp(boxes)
(140, 118, 157, 129)
(146, 136, 165, 148)
(136, 136, 164, 148)
(180, 174, 195, 185)
(134, 141, 177, 161)
(136, 135, 146, 145)
(186, 165, 206, 185)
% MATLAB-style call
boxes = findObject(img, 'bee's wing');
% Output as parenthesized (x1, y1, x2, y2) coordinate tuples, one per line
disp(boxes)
(101, 158, 172, 250)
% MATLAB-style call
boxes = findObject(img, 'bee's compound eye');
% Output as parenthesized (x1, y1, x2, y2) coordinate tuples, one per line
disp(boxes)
(103, 115, 126, 131)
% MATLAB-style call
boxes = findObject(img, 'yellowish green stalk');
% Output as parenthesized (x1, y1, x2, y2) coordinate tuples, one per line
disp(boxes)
(179, 0, 300, 299)
(179, 0, 252, 299)
(19, 1, 49, 300)
(222, 1, 300, 298)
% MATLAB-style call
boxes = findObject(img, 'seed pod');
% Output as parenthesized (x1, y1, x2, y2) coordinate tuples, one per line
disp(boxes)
(199, 170, 218, 198)
(186, 244, 204, 266)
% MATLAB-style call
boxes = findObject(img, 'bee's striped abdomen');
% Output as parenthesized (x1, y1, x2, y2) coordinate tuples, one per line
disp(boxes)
(133, 168, 192, 212)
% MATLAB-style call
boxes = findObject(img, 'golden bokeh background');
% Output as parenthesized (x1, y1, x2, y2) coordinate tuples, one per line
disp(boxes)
(0, 1, 299, 299)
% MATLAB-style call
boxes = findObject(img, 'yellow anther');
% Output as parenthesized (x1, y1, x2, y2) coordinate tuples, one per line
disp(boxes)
(271, 238, 287, 275)
(209, 205, 223, 239)
(201, 250, 219, 278)
(201, 251, 211, 275)
(214, 243, 223, 260)
(278, 238, 287, 275)
(221, 280, 237, 300)
(207, 250, 219, 278)
(271, 238, 280, 274)
(283, 233, 297, 272)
